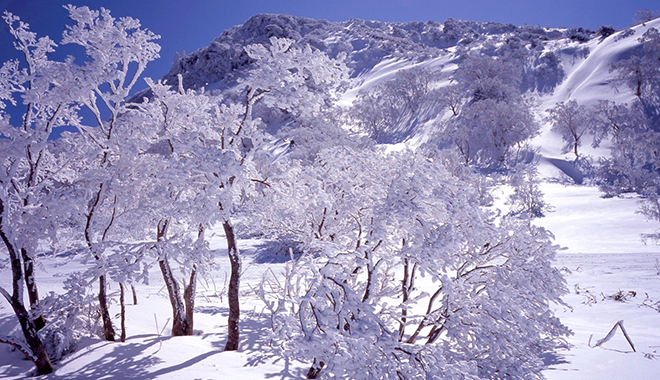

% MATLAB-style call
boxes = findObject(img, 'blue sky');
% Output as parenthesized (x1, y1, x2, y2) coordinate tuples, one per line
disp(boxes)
(1, 0, 658, 84)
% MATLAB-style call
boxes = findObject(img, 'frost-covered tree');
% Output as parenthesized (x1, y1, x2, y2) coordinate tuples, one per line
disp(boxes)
(594, 100, 660, 235)
(590, 100, 648, 149)
(349, 67, 440, 143)
(208, 37, 349, 350)
(127, 77, 264, 341)
(634, 9, 660, 25)
(595, 29, 660, 240)
(437, 54, 539, 168)
(450, 97, 537, 167)
(58, 5, 160, 342)
(258, 147, 569, 379)
(611, 27, 660, 101)
(239, 36, 348, 128)
(546, 100, 594, 160)
(506, 165, 550, 218)
(0, 5, 159, 369)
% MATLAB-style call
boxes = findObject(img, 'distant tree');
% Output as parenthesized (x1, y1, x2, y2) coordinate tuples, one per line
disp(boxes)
(597, 25, 617, 39)
(438, 84, 464, 116)
(349, 67, 439, 143)
(591, 100, 648, 148)
(633, 9, 659, 25)
(450, 97, 537, 166)
(241, 37, 348, 126)
(453, 54, 521, 102)
(611, 27, 660, 100)
(507, 166, 550, 218)
(546, 100, 594, 160)
(597, 27, 660, 225)
(438, 54, 539, 168)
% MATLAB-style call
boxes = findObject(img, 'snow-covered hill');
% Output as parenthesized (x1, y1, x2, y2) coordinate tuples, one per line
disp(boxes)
(2, 11, 660, 380)
(146, 14, 660, 379)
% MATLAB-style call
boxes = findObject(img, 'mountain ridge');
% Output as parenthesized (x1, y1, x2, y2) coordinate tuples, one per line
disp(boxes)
(161, 13, 601, 92)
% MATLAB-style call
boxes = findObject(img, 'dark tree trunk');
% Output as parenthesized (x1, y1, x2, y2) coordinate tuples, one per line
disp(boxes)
(159, 255, 188, 336)
(183, 266, 197, 336)
(0, 201, 53, 375)
(85, 183, 115, 341)
(20, 247, 45, 331)
(131, 284, 138, 305)
(223, 220, 241, 351)
(4, 294, 53, 375)
(156, 219, 189, 336)
(119, 283, 126, 343)
(399, 258, 410, 342)
(306, 359, 325, 379)
(98, 275, 115, 341)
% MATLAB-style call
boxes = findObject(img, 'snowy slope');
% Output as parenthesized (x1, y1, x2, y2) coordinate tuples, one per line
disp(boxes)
(159, 15, 660, 379)
(3, 13, 660, 380)
(549, 18, 660, 107)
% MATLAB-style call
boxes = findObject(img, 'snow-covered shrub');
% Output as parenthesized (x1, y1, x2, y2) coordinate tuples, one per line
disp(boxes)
(434, 54, 539, 169)
(348, 67, 441, 143)
(614, 28, 636, 42)
(258, 148, 570, 379)
(38, 274, 101, 360)
(597, 25, 616, 40)
(507, 166, 551, 217)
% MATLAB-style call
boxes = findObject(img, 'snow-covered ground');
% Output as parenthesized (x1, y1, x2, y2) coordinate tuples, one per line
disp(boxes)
(544, 252, 660, 380)
(532, 178, 660, 380)
(0, 239, 309, 379)
(2, 186, 659, 380)
(2, 15, 660, 380)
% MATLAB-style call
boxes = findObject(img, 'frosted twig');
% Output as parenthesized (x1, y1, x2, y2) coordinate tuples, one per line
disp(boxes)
(590, 320, 636, 352)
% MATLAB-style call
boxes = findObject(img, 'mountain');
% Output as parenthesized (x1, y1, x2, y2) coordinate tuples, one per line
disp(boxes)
(160, 14, 657, 145)
(162, 14, 600, 92)
(155, 14, 660, 255)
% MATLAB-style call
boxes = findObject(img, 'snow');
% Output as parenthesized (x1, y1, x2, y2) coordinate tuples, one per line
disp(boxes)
(4, 221, 660, 379)
(544, 252, 660, 380)
(0, 238, 308, 379)
(550, 18, 660, 107)
(534, 18, 660, 161)
(3, 13, 660, 380)
(536, 181, 658, 254)
(337, 54, 456, 108)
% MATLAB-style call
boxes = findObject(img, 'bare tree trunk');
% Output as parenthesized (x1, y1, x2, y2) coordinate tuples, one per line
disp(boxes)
(131, 284, 138, 305)
(223, 220, 241, 351)
(306, 358, 325, 379)
(183, 266, 197, 336)
(119, 283, 126, 343)
(98, 275, 115, 341)
(0, 201, 53, 375)
(159, 257, 188, 336)
(399, 258, 410, 341)
(156, 219, 188, 336)
(20, 247, 45, 331)
(85, 183, 115, 341)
